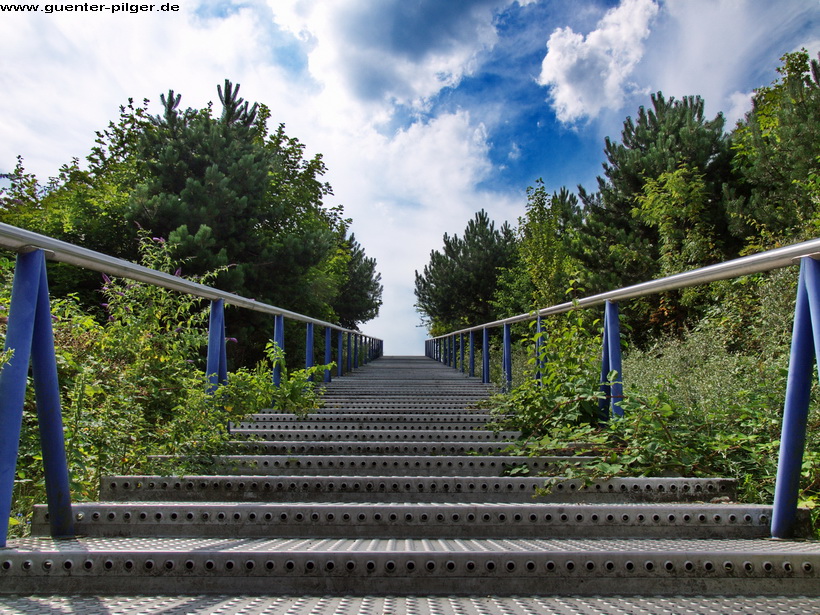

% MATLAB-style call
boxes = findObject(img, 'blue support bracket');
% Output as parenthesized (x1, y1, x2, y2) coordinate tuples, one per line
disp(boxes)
(535, 316, 544, 384)
(206, 299, 228, 392)
(503, 323, 512, 392)
(482, 328, 490, 385)
(305, 323, 314, 374)
(772, 257, 820, 538)
(337, 329, 344, 377)
(599, 300, 624, 419)
(272, 314, 284, 387)
(324, 327, 332, 383)
(0, 249, 74, 545)
(469, 331, 475, 378)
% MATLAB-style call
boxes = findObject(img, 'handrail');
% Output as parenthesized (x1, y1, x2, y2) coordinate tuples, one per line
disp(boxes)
(0, 222, 361, 335)
(425, 236, 820, 540)
(431, 236, 820, 339)
(0, 223, 382, 546)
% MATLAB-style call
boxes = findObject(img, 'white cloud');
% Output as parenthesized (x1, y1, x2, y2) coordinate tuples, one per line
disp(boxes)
(635, 0, 819, 129)
(0, 1, 521, 355)
(537, 0, 659, 123)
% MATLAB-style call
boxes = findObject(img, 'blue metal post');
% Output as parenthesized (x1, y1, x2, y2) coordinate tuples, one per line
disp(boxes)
(503, 323, 512, 391)
(0, 250, 73, 545)
(337, 330, 344, 377)
(482, 327, 490, 385)
(535, 315, 543, 384)
(469, 330, 475, 378)
(347, 332, 352, 372)
(599, 301, 624, 418)
(272, 314, 284, 387)
(206, 299, 228, 392)
(363, 337, 369, 365)
(353, 334, 359, 368)
(324, 327, 332, 383)
(305, 323, 314, 373)
(772, 258, 820, 538)
(460, 333, 465, 373)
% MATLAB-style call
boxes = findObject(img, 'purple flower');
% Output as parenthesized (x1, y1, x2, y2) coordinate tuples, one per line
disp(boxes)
(152, 237, 165, 243)
(102, 273, 111, 284)
(227, 337, 238, 343)
(174, 268, 182, 277)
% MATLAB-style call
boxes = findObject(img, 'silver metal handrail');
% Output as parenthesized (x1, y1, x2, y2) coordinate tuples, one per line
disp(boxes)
(432, 236, 820, 339)
(0, 222, 362, 335)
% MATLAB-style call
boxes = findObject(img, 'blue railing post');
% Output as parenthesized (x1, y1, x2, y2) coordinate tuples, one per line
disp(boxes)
(469, 330, 476, 377)
(535, 315, 543, 384)
(305, 323, 314, 374)
(460, 333, 465, 373)
(772, 257, 820, 538)
(0, 249, 73, 545)
(353, 334, 359, 369)
(599, 300, 624, 418)
(324, 327, 332, 383)
(272, 313, 285, 387)
(347, 332, 352, 372)
(482, 327, 490, 385)
(503, 323, 512, 391)
(337, 329, 344, 377)
(206, 299, 228, 392)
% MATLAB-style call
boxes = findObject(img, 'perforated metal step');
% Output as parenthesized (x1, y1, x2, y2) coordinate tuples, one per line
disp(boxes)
(229, 429, 520, 441)
(32, 502, 805, 539)
(231, 441, 516, 456)
(99, 475, 737, 504)
(4, 536, 820, 596)
(165, 455, 595, 476)
(3, 594, 820, 615)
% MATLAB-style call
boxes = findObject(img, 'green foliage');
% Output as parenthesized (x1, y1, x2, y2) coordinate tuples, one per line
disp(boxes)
(516, 182, 581, 306)
(1, 82, 382, 368)
(732, 50, 820, 239)
(415, 209, 517, 334)
(266, 342, 333, 419)
(486, 310, 602, 439)
(3, 235, 327, 540)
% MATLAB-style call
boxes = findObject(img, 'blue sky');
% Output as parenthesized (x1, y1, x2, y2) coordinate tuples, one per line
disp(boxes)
(1, 0, 818, 354)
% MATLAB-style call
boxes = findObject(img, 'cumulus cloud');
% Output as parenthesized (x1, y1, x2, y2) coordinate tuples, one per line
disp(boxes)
(269, 0, 517, 116)
(537, 0, 659, 123)
(638, 0, 820, 126)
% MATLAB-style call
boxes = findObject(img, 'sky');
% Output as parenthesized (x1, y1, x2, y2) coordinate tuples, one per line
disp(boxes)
(1, 0, 819, 355)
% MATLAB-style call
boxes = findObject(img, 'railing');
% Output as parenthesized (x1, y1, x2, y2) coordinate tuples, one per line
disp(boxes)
(0, 223, 382, 546)
(425, 237, 820, 539)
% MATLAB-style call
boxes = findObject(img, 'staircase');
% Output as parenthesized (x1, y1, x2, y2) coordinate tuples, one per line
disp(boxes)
(3, 356, 820, 613)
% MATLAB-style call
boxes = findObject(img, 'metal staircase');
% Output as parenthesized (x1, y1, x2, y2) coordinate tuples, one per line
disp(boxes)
(3, 356, 820, 613)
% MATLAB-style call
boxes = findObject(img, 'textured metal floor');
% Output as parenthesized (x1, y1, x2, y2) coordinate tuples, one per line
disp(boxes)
(2, 595, 820, 614)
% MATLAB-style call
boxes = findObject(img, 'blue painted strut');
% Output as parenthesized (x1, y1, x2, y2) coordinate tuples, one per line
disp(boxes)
(272, 314, 284, 387)
(503, 323, 512, 391)
(772, 257, 820, 538)
(0, 250, 74, 545)
(599, 300, 624, 418)
(206, 299, 228, 392)
(324, 327, 332, 383)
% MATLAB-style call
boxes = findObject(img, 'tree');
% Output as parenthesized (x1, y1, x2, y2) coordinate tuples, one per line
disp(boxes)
(415, 210, 517, 334)
(731, 50, 820, 241)
(575, 93, 737, 294)
(332, 233, 383, 329)
(517, 182, 581, 306)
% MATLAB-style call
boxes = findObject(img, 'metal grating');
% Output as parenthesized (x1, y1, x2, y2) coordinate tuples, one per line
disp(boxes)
(98, 475, 737, 504)
(2, 595, 820, 615)
(31, 502, 799, 539)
